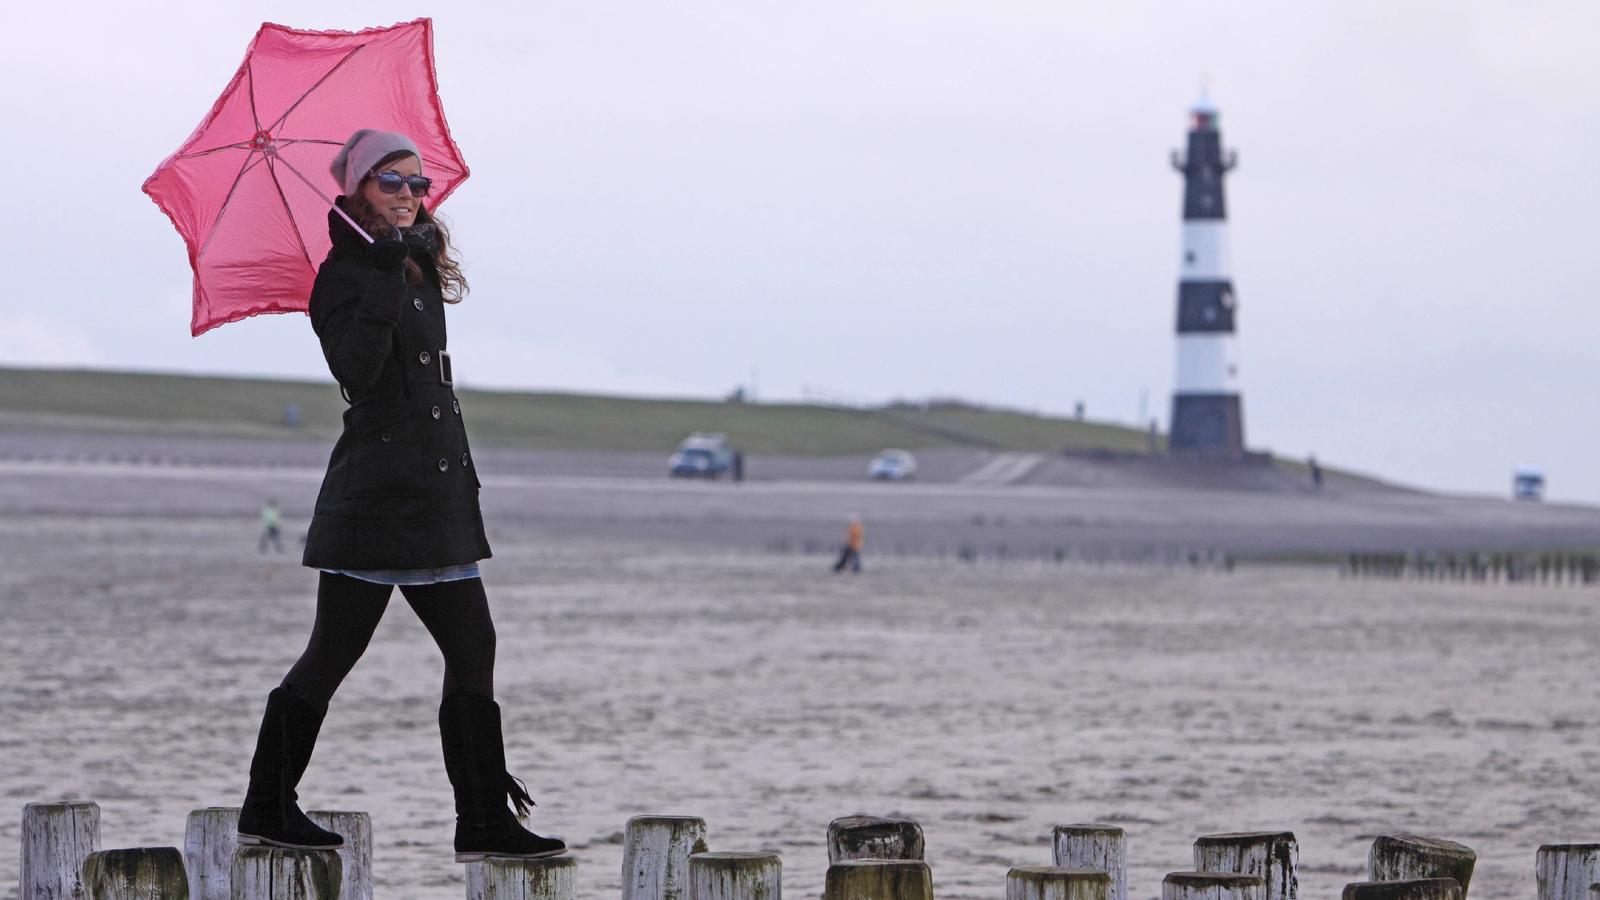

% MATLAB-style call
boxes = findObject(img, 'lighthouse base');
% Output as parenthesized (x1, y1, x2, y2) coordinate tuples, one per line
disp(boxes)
(1169, 393, 1246, 460)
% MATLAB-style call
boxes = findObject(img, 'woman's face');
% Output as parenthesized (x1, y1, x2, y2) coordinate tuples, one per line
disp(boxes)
(360, 154, 424, 229)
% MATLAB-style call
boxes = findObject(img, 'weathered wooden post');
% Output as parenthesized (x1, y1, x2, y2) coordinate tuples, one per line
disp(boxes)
(1340, 879, 1461, 899)
(688, 852, 781, 900)
(229, 848, 341, 900)
(1007, 866, 1110, 900)
(1162, 872, 1263, 900)
(1194, 832, 1297, 900)
(1537, 844, 1600, 900)
(466, 856, 577, 900)
(306, 812, 371, 900)
(623, 816, 709, 900)
(1369, 835, 1475, 897)
(81, 847, 189, 899)
(827, 817, 925, 864)
(1053, 824, 1126, 900)
(21, 800, 101, 900)
(185, 808, 239, 900)
(185, 808, 370, 900)
(825, 860, 933, 900)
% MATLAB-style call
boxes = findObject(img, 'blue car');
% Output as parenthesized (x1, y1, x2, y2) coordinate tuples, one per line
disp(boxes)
(669, 433, 734, 478)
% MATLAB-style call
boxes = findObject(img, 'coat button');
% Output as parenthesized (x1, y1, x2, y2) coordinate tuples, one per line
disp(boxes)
(438, 458, 449, 472)
(431, 405, 441, 419)
(380, 432, 392, 442)
(413, 298, 424, 310)
(419, 351, 431, 365)
(461, 452, 470, 467)
(452, 399, 460, 414)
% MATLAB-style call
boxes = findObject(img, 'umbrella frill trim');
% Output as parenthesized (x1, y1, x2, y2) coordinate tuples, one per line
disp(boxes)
(193, 302, 310, 339)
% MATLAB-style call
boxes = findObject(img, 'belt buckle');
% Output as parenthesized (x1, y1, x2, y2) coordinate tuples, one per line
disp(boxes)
(438, 351, 453, 387)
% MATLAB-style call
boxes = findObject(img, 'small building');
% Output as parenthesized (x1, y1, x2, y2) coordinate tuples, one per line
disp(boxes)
(1512, 467, 1545, 502)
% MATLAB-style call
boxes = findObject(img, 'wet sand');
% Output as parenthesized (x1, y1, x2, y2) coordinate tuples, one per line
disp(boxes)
(3, 455, 1599, 899)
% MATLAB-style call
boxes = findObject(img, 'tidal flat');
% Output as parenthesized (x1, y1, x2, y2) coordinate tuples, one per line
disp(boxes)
(2, 458, 1597, 899)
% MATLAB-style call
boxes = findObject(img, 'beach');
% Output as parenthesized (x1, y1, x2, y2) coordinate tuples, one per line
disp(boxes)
(3, 450, 1599, 898)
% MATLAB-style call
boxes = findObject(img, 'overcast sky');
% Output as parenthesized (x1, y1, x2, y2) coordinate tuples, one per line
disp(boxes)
(3, 2, 1597, 501)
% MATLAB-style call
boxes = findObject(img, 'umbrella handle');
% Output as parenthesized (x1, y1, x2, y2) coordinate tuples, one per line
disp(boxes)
(274, 153, 375, 244)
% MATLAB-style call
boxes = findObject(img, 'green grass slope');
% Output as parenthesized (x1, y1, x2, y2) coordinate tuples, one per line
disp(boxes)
(0, 367, 1156, 456)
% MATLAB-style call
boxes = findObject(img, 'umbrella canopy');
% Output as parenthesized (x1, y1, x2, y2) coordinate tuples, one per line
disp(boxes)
(144, 18, 469, 336)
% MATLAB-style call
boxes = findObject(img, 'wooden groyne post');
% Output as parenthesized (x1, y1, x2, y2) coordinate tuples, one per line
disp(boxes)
(1537, 844, 1600, 900)
(229, 848, 341, 900)
(1053, 824, 1126, 900)
(185, 807, 371, 900)
(827, 816, 925, 864)
(1341, 879, 1462, 900)
(81, 847, 189, 899)
(688, 852, 781, 900)
(1194, 832, 1297, 900)
(21, 800, 101, 900)
(1368, 835, 1475, 897)
(1007, 866, 1110, 900)
(825, 860, 933, 900)
(307, 811, 371, 900)
(467, 856, 577, 900)
(1162, 872, 1263, 900)
(185, 808, 238, 900)
(623, 815, 709, 900)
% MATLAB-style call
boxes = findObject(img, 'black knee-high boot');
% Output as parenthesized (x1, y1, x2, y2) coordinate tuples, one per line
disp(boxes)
(237, 687, 344, 850)
(439, 691, 565, 862)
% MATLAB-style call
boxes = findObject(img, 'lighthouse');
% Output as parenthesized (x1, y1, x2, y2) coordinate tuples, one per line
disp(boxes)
(1169, 95, 1245, 459)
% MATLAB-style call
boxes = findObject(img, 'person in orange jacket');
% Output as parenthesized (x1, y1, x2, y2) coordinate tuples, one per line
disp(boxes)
(833, 514, 864, 574)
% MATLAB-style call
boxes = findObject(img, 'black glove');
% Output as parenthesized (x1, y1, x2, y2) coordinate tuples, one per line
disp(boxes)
(368, 237, 408, 273)
(404, 223, 439, 257)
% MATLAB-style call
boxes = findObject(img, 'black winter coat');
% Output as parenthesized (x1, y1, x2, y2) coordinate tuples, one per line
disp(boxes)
(300, 201, 492, 570)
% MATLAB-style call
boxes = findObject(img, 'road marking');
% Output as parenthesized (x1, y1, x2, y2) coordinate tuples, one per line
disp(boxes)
(959, 452, 1045, 486)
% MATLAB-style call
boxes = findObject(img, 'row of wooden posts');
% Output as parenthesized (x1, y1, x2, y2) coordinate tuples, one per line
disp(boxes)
(767, 537, 1237, 571)
(20, 802, 1600, 899)
(1343, 551, 1600, 585)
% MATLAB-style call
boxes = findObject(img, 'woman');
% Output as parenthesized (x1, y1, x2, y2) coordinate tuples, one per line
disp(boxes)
(235, 129, 565, 863)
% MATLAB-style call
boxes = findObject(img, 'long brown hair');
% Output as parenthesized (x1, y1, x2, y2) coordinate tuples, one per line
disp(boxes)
(345, 158, 469, 304)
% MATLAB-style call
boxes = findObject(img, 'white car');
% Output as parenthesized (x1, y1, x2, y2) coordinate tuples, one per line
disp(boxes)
(869, 449, 917, 481)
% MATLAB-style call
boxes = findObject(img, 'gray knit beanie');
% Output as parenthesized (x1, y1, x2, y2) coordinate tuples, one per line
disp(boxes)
(330, 129, 422, 197)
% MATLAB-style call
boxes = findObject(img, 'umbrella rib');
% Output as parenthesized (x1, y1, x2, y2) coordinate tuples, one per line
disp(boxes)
(195, 149, 262, 263)
(179, 138, 342, 162)
(264, 154, 316, 274)
(246, 60, 263, 133)
(264, 43, 370, 136)
(178, 141, 256, 160)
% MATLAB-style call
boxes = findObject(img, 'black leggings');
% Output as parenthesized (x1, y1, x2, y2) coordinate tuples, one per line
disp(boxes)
(280, 572, 497, 711)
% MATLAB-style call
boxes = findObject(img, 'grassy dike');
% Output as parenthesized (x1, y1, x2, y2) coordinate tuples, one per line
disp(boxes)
(0, 366, 1157, 456)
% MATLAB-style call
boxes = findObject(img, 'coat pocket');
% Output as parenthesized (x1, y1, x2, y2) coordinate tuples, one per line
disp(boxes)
(341, 411, 428, 499)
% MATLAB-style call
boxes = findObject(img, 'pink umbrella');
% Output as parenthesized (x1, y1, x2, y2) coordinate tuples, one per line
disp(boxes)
(144, 18, 469, 336)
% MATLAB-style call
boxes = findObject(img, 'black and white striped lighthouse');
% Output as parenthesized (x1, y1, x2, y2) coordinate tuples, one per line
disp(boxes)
(1169, 95, 1245, 459)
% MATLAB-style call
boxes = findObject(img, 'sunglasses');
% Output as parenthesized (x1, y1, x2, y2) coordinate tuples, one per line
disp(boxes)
(367, 171, 433, 197)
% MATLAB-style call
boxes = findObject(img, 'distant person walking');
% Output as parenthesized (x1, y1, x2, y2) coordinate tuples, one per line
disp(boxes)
(257, 499, 284, 553)
(1309, 454, 1323, 491)
(833, 515, 865, 574)
(235, 130, 564, 863)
